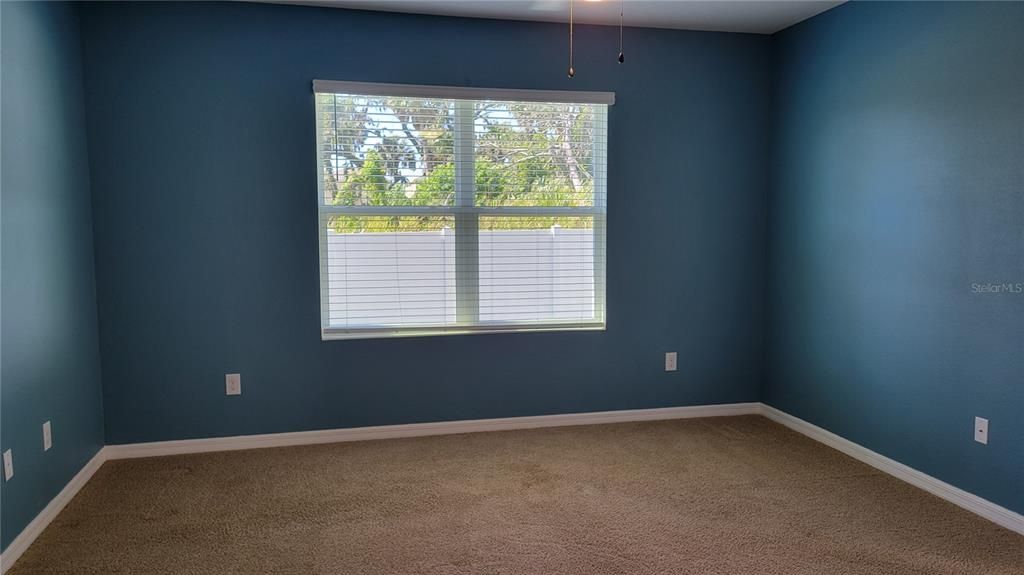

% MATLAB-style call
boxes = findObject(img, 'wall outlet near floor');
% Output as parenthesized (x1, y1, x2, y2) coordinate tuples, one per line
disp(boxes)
(665, 352, 678, 372)
(974, 416, 988, 445)
(43, 420, 53, 451)
(225, 373, 242, 396)
(3, 449, 13, 481)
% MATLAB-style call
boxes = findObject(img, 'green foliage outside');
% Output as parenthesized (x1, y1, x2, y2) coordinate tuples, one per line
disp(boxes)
(320, 96, 597, 233)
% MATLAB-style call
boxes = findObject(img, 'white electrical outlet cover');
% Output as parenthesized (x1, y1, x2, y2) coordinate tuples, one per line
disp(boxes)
(3, 449, 13, 481)
(226, 373, 242, 396)
(974, 417, 988, 445)
(43, 420, 53, 451)
(665, 352, 678, 372)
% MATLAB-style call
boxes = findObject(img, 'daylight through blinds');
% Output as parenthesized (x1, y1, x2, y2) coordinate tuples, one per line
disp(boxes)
(315, 82, 609, 338)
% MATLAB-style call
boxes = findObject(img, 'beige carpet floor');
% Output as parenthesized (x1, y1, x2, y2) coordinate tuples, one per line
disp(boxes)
(9, 416, 1023, 574)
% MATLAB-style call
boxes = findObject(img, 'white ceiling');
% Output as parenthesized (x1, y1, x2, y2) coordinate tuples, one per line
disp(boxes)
(271, 1, 845, 34)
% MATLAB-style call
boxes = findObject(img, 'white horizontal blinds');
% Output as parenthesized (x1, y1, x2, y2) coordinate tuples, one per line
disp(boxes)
(317, 93, 459, 330)
(315, 82, 609, 338)
(473, 98, 604, 326)
(322, 216, 456, 328)
(318, 94, 456, 208)
(479, 217, 598, 324)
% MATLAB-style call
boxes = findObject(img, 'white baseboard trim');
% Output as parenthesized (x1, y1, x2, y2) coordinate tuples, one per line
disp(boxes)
(760, 404, 1024, 535)
(105, 402, 762, 460)
(0, 448, 108, 574)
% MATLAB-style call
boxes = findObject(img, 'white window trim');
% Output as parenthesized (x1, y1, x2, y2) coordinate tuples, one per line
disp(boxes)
(314, 81, 612, 340)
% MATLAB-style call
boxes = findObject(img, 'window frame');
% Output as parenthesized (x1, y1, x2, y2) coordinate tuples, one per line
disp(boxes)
(314, 81, 614, 340)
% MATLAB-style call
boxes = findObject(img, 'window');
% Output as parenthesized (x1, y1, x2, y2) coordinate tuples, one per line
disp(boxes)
(314, 81, 612, 339)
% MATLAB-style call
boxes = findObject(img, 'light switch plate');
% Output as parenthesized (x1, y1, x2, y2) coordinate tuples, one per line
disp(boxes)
(974, 416, 988, 445)
(225, 373, 241, 396)
(3, 449, 13, 481)
(665, 352, 678, 372)
(43, 420, 53, 451)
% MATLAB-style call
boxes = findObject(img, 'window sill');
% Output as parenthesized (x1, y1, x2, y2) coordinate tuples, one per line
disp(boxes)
(321, 323, 606, 341)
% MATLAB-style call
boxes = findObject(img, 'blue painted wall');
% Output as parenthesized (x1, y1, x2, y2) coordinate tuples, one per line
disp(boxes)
(0, 2, 106, 551)
(767, 1, 1024, 514)
(3, 0, 1021, 555)
(79, 2, 772, 444)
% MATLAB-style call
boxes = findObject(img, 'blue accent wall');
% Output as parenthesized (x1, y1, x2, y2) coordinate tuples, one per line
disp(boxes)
(0, 2, 106, 551)
(767, 1, 1024, 514)
(78, 2, 772, 444)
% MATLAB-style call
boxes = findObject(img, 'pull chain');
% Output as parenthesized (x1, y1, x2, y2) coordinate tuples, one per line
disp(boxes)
(618, 0, 624, 63)
(568, 0, 575, 78)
